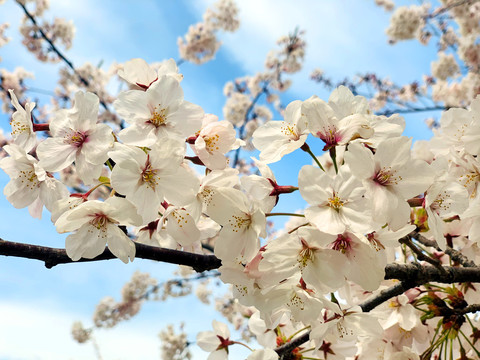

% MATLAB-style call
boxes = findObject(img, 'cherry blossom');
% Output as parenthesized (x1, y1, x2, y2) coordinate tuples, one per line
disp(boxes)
(36, 91, 114, 185)
(0, 144, 68, 219)
(115, 75, 204, 146)
(109, 141, 199, 223)
(252, 100, 308, 163)
(8, 89, 36, 152)
(55, 197, 142, 263)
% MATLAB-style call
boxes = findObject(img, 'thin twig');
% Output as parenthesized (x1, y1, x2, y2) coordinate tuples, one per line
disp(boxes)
(15, 0, 111, 112)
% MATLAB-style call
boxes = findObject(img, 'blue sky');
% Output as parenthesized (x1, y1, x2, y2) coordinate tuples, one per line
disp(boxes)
(0, 0, 442, 359)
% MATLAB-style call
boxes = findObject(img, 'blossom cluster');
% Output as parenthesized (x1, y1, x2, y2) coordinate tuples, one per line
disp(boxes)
(2, 53, 480, 357)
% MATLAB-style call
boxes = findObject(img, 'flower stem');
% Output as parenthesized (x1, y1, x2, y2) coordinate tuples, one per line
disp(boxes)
(232, 341, 254, 352)
(329, 146, 338, 174)
(301, 143, 325, 171)
(287, 326, 311, 341)
(265, 213, 305, 218)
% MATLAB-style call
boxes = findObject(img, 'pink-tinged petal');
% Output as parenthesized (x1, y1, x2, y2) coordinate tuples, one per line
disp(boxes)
(147, 75, 184, 109)
(4, 178, 39, 209)
(206, 188, 249, 225)
(76, 152, 103, 185)
(28, 197, 44, 219)
(298, 165, 331, 204)
(56, 200, 104, 233)
(118, 58, 157, 88)
(197, 332, 220, 352)
(105, 197, 143, 226)
(108, 143, 146, 165)
(65, 224, 107, 261)
(81, 124, 113, 165)
(469, 220, 480, 246)
(305, 205, 346, 235)
(346, 240, 384, 291)
(118, 123, 157, 146)
(68, 91, 100, 131)
(394, 159, 433, 199)
(328, 85, 369, 119)
(37, 137, 77, 172)
(39, 178, 69, 212)
(110, 161, 143, 195)
(303, 249, 348, 291)
(165, 208, 200, 247)
(342, 201, 375, 233)
(106, 225, 135, 263)
(387, 198, 411, 231)
(131, 182, 162, 223)
(375, 136, 411, 169)
(114, 90, 151, 124)
(161, 166, 199, 206)
(366, 181, 398, 226)
(167, 100, 204, 137)
(207, 350, 228, 360)
(426, 207, 447, 250)
(344, 142, 375, 180)
(301, 96, 337, 135)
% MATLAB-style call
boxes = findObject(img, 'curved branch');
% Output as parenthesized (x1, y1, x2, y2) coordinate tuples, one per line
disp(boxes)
(0, 238, 221, 272)
(15, 0, 111, 112)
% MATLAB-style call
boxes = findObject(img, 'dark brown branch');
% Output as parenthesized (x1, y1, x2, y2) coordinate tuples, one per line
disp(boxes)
(0, 238, 221, 272)
(415, 233, 478, 268)
(275, 263, 480, 358)
(359, 281, 418, 312)
(399, 236, 448, 275)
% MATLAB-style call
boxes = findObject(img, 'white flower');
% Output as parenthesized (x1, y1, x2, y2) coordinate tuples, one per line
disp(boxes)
(206, 187, 266, 262)
(55, 197, 142, 263)
(36, 91, 113, 185)
(252, 100, 308, 163)
(299, 164, 374, 234)
(118, 58, 183, 90)
(109, 141, 199, 223)
(302, 91, 373, 151)
(8, 89, 36, 152)
(240, 158, 281, 213)
(345, 137, 433, 230)
(115, 75, 204, 146)
(197, 320, 233, 360)
(0, 144, 68, 219)
(192, 115, 243, 170)
(260, 227, 347, 292)
(118, 58, 158, 90)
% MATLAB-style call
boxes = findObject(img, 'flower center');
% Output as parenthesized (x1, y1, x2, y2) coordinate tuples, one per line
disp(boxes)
(374, 167, 402, 186)
(65, 130, 88, 147)
(228, 214, 251, 232)
(18, 169, 40, 190)
(141, 161, 159, 190)
(331, 234, 352, 254)
(298, 238, 317, 268)
(149, 106, 167, 127)
(327, 193, 344, 211)
(204, 134, 220, 153)
(90, 213, 110, 230)
(317, 125, 339, 150)
(280, 122, 300, 140)
(10, 119, 30, 136)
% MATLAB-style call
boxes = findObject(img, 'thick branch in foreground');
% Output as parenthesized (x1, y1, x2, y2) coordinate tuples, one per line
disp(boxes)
(0, 239, 221, 272)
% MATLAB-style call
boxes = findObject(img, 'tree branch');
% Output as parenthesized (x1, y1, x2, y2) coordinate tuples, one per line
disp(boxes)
(15, 0, 111, 112)
(0, 238, 221, 272)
